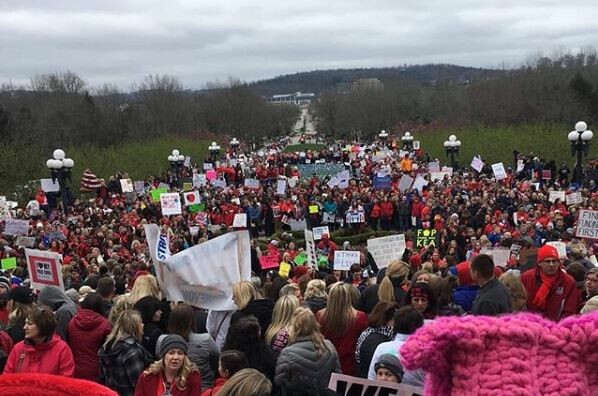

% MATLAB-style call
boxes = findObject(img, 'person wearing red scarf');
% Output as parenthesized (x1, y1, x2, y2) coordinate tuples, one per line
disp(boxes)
(521, 245, 581, 321)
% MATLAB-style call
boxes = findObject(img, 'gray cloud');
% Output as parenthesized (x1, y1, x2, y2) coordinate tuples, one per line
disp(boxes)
(1, 0, 597, 90)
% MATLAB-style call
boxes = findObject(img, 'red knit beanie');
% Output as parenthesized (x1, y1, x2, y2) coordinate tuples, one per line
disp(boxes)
(537, 245, 559, 264)
(409, 253, 422, 268)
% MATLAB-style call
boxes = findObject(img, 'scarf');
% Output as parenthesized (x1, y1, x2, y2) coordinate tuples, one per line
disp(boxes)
(532, 271, 557, 310)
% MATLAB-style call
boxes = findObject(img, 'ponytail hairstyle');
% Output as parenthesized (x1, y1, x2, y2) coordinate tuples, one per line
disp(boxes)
(378, 260, 410, 303)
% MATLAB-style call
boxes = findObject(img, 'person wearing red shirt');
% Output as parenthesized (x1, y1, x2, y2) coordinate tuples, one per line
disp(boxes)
(379, 197, 394, 231)
(521, 245, 581, 321)
(410, 197, 424, 229)
(368, 199, 381, 230)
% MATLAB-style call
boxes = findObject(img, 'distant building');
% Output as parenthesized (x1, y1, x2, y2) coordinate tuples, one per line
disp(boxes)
(266, 92, 315, 105)
(351, 78, 383, 91)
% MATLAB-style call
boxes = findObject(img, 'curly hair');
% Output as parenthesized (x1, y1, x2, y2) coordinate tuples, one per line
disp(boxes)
(144, 355, 198, 391)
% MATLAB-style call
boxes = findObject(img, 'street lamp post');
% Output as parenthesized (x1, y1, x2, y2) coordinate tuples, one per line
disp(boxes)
(168, 149, 185, 186)
(443, 134, 461, 169)
(378, 130, 389, 148)
(401, 131, 414, 151)
(45, 149, 74, 214)
(230, 137, 240, 154)
(568, 121, 593, 184)
(208, 142, 221, 161)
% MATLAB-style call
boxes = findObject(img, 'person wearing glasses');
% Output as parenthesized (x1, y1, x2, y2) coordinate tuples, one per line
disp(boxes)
(521, 245, 581, 321)
(581, 268, 598, 314)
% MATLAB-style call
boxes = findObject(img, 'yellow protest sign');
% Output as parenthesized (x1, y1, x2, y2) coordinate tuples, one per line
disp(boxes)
(308, 205, 319, 214)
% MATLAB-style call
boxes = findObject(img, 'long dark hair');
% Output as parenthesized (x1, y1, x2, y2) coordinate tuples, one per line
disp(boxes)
(167, 303, 196, 341)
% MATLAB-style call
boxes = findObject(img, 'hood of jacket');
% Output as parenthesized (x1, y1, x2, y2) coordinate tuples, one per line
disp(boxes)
(23, 333, 62, 352)
(71, 308, 107, 331)
(133, 296, 161, 323)
(38, 286, 78, 315)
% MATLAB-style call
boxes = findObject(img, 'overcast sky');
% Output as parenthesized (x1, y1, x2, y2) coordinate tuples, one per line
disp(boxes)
(1, 0, 597, 90)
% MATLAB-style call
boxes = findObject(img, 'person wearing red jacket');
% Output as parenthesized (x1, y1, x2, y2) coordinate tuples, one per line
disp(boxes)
(4, 307, 74, 376)
(134, 335, 201, 396)
(201, 350, 248, 396)
(379, 196, 394, 231)
(410, 197, 424, 229)
(368, 199, 381, 230)
(521, 244, 581, 321)
(67, 293, 112, 381)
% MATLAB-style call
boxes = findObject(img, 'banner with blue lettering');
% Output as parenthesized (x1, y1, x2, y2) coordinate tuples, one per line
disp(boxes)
(373, 176, 392, 191)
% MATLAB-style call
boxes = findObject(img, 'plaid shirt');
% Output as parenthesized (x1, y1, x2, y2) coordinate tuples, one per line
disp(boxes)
(271, 328, 290, 353)
(99, 337, 153, 396)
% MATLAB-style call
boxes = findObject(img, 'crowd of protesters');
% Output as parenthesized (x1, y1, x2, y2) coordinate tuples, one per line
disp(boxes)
(0, 134, 597, 395)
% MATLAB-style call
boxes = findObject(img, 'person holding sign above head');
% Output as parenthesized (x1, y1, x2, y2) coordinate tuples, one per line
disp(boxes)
(521, 244, 581, 321)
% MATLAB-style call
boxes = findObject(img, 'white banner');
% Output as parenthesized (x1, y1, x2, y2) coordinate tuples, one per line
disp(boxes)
(312, 226, 330, 240)
(25, 248, 64, 292)
(548, 190, 566, 204)
(480, 247, 510, 268)
(566, 192, 583, 206)
(120, 179, 134, 193)
(428, 161, 440, 172)
(184, 156, 191, 167)
(471, 156, 484, 173)
(183, 191, 200, 207)
(334, 251, 361, 271)
(412, 176, 428, 192)
(0, 197, 9, 221)
(145, 225, 251, 310)
(576, 209, 598, 239)
(304, 230, 317, 268)
(276, 179, 286, 195)
(328, 373, 423, 396)
(517, 159, 525, 172)
(492, 163, 507, 180)
(288, 177, 298, 188)
(134, 181, 145, 194)
(398, 174, 414, 192)
(232, 213, 247, 228)
(367, 234, 406, 268)
(40, 178, 60, 193)
(160, 193, 182, 216)
(4, 219, 29, 236)
(193, 174, 207, 188)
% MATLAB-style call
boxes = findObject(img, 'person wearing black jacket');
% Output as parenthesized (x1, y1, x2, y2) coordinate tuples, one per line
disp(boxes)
(470, 254, 512, 316)
(133, 296, 165, 359)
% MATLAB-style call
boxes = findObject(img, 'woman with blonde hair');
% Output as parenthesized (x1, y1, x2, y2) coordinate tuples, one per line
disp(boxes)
(359, 260, 410, 314)
(217, 368, 272, 396)
(134, 334, 202, 395)
(230, 280, 274, 338)
(264, 295, 300, 352)
(275, 307, 340, 387)
(499, 271, 528, 312)
(303, 279, 328, 313)
(317, 282, 367, 376)
(99, 310, 153, 396)
(128, 274, 161, 305)
(108, 295, 134, 325)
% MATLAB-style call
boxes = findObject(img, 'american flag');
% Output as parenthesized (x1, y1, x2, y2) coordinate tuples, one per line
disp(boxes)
(80, 168, 102, 192)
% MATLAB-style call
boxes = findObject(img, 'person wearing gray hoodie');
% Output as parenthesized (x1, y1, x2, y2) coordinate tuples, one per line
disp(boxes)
(37, 286, 78, 340)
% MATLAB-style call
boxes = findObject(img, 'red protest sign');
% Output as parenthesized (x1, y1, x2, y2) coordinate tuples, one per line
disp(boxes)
(542, 170, 551, 180)
(259, 254, 280, 269)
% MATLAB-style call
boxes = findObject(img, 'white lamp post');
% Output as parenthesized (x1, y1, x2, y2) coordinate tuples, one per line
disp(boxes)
(46, 149, 74, 213)
(443, 135, 461, 168)
(401, 131, 414, 150)
(568, 121, 593, 184)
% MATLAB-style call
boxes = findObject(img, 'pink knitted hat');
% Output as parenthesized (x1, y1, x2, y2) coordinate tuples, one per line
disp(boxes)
(400, 312, 598, 395)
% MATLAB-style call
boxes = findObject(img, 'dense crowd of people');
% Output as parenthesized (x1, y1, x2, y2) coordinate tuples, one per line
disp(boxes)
(0, 135, 597, 395)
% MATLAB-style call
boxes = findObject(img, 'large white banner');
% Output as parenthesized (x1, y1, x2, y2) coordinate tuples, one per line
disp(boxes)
(25, 249, 64, 291)
(576, 209, 598, 239)
(4, 219, 29, 236)
(328, 373, 423, 396)
(334, 250, 361, 271)
(367, 234, 406, 268)
(145, 225, 251, 310)
(304, 230, 317, 268)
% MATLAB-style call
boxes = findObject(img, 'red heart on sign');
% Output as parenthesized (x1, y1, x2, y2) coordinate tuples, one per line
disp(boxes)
(186, 193, 196, 203)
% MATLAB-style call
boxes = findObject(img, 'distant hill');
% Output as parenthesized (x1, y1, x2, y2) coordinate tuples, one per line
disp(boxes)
(249, 64, 503, 96)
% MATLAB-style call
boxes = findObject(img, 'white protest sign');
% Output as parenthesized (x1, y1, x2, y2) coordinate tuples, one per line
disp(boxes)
(367, 234, 406, 268)
(304, 230, 317, 268)
(492, 163, 507, 180)
(327, 177, 339, 188)
(212, 178, 226, 189)
(471, 156, 484, 173)
(0, 197, 9, 221)
(328, 373, 423, 396)
(398, 174, 414, 192)
(40, 178, 60, 193)
(193, 173, 207, 187)
(120, 179, 134, 193)
(232, 213, 247, 228)
(4, 219, 29, 236)
(145, 225, 251, 310)
(548, 190, 566, 204)
(441, 166, 453, 176)
(244, 179, 260, 189)
(576, 209, 598, 239)
(547, 241, 568, 259)
(312, 226, 330, 240)
(183, 191, 200, 207)
(203, 163, 213, 170)
(334, 251, 361, 271)
(481, 247, 511, 268)
(413, 141, 420, 150)
(288, 177, 298, 188)
(25, 248, 64, 291)
(430, 171, 449, 182)
(289, 218, 307, 231)
(566, 192, 583, 206)
(428, 161, 440, 172)
(517, 159, 525, 172)
(16, 236, 36, 248)
(158, 182, 170, 190)
(134, 181, 145, 194)
(412, 176, 428, 192)
(160, 193, 182, 216)
(276, 179, 286, 195)
(184, 155, 191, 167)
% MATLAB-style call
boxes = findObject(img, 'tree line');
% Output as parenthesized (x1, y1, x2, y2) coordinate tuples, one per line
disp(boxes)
(311, 48, 598, 140)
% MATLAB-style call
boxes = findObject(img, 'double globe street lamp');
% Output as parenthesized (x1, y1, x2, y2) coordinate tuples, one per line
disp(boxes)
(401, 131, 414, 151)
(46, 149, 74, 214)
(168, 149, 185, 186)
(209, 142, 221, 161)
(378, 130, 389, 147)
(568, 121, 593, 184)
(443, 135, 461, 169)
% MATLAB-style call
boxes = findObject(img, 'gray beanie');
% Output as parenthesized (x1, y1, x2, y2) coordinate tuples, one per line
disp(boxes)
(159, 335, 188, 358)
